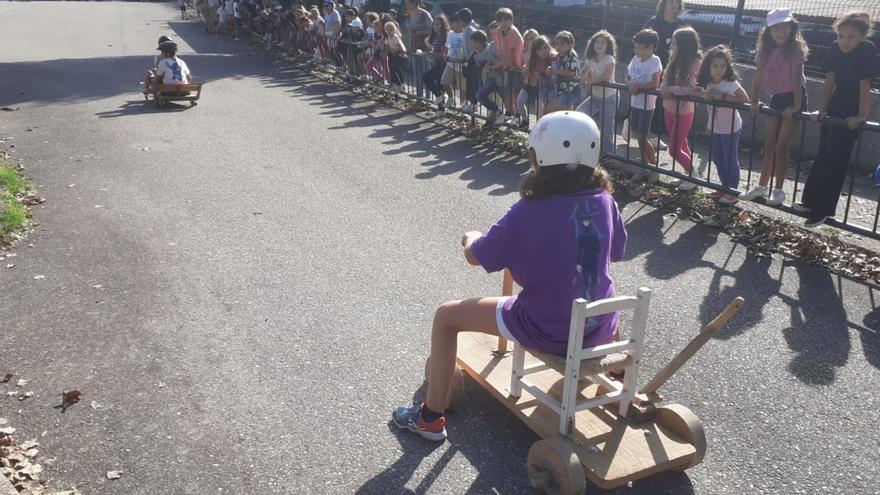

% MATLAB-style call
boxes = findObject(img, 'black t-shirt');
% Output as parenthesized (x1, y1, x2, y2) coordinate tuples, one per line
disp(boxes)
(824, 40, 877, 117)
(643, 15, 686, 65)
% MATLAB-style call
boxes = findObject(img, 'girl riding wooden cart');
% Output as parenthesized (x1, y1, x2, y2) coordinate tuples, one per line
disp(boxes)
(392, 112, 744, 494)
(144, 39, 203, 107)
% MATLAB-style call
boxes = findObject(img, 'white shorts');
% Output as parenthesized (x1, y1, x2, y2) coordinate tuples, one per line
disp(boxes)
(495, 296, 517, 343)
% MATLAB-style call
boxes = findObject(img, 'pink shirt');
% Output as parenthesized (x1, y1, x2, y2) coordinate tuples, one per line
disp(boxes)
(756, 47, 806, 97)
(661, 60, 700, 115)
(494, 25, 524, 68)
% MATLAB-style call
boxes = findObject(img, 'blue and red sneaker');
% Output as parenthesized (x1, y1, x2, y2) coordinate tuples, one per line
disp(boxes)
(392, 403, 447, 442)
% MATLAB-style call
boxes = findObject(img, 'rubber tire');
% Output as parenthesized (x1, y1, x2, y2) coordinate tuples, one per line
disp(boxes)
(423, 356, 464, 411)
(655, 403, 707, 470)
(526, 439, 586, 495)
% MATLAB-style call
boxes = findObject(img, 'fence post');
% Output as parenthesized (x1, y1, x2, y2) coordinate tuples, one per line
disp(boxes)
(602, 0, 611, 27)
(732, 0, 746, 47)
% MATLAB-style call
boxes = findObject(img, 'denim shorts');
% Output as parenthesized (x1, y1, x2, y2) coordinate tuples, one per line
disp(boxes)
(769, 88, 808, 112)
(630, 108, 654, 137)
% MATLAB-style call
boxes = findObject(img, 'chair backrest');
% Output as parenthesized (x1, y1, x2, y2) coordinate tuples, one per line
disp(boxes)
(565, 287, 652, 362)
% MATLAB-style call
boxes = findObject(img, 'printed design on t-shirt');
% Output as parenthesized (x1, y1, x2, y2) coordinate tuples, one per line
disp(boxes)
(570, 202, 602, 329)
(165, 59, 183, 82)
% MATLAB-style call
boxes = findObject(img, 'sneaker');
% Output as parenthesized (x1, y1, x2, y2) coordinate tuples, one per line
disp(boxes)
(517, 117, 529, 131)
(484, 110, 498, 128)
(708, 191, 726, 200)
(767, 188, 785, 206)
(392, 403, 447, 442)
(718, 193, 739, 205)
(804, 214, 828, 228)
(792, 202, 811, 213)
(433, 94, 443, 105)
(669, 178, 683, 187)
(678, 180, 698, 192)
(739, 185, 768, 201)
(459, 102, 474, 113)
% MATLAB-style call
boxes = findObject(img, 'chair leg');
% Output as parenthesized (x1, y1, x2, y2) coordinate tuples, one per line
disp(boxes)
(618, 359, 640, 417)
(510, 342, 525, 398)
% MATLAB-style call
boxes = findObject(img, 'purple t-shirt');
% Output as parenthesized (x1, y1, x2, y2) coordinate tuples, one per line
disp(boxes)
(471, 190, 627, 355)
(756, 47, 806, 97)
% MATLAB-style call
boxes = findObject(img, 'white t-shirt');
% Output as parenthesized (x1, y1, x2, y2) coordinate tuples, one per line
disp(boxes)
(627, 54, 662, 111)
(156, 57, 191, 85)
(445, 31, 465, 61)
(233, 1, 240, 18)
(706, 80, 744, 134)
(324, 10, 341, 37)
(586, 54, 616, 99)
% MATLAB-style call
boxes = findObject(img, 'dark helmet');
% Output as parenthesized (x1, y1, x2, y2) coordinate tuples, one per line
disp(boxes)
(157, 35, 174, 48)
(158, 41, 178, 54)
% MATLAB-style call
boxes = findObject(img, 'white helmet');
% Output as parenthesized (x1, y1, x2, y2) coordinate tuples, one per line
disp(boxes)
(527, 111, 601, 169)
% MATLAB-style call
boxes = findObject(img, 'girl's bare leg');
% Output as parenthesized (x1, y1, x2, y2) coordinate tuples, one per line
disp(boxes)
(425, 297, 502, 413)
(759, 116, 781, 187)
(773, 117, 798, 190)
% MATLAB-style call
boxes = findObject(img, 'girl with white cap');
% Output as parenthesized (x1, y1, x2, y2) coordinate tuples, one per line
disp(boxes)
(741, 8, 809, 206)
(391, 112, 628, 442)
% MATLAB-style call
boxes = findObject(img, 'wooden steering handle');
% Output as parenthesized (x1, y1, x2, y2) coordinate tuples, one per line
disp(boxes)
(639, 297, 744, 396)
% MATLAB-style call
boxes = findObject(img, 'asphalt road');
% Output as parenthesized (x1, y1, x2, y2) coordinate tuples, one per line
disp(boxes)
(1, 3, 879, 494)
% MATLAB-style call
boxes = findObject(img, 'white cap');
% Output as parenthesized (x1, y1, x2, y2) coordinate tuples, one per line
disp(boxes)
(350, 17, 363, 29)
(766, 8, 794, 27)
(527, 112, 601, 169)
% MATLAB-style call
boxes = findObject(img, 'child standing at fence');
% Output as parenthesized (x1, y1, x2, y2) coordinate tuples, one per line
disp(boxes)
(515, 34, 551, 129)
(441, 13, 467, 107)
(548, 31, 580, 111)
(799, 12, 877, 227)
(627, 29, 663, 180)
(698, 45, 750, 204)
(392, 111, 627, 442)
(385, 20, 406, 91)
(423, 15, 450, 113)
(740, 9, 809, 206)
(660, 27, 703, 191)
(577, 30, 618, 155)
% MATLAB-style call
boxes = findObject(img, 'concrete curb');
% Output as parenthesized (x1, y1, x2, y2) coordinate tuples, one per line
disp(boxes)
(0, 474, 17, 495)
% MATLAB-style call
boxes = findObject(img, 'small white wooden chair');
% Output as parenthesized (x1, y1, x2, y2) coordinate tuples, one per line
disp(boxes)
(509, 288, 651, 436)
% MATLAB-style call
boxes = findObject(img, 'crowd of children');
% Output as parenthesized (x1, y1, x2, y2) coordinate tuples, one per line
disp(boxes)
(198, 0, 877, 227)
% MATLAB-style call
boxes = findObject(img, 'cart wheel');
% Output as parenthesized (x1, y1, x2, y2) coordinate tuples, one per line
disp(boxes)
(423, 356, 464, 410)
(527, 439, 586, 495)
(655, 404, 706, 470)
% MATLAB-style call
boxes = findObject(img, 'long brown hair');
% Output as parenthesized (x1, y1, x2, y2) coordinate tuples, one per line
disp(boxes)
(697, 44, 740, 87)
(520, 162, 614, 200)
(656, 0, 683, 19)
(666, 27, 702, 85)
(585, 30, 617, 61)
(756, 19, 809, 61)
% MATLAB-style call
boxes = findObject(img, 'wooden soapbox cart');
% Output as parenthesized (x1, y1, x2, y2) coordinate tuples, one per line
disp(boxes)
(427, 271, 744, 494)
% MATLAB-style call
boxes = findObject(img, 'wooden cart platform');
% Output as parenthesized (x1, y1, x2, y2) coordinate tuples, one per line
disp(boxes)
(149, 83, 202, 107)
(456, 332, 700, 490)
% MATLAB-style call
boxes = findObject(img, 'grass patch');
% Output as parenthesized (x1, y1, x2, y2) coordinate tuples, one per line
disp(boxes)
(0, 159, 30, 237)
(0, 194, 26, 235)
(0, 164, 25, 195)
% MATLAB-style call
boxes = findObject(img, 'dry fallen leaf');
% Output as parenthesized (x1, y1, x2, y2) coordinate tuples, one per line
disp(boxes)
(106, 470, 123, 480)
(15, 379, 28, 387)
(1, 373, 13, 383)
(20, 440, 38, 450)
(25, 448, 38, 458)
(5, 391, 18, 397)
(0, 427, 14, 435)
(62, 390, 81, 406)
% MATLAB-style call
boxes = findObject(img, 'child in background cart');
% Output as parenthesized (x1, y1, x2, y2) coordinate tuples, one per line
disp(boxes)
(393, 111, 628, 442)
